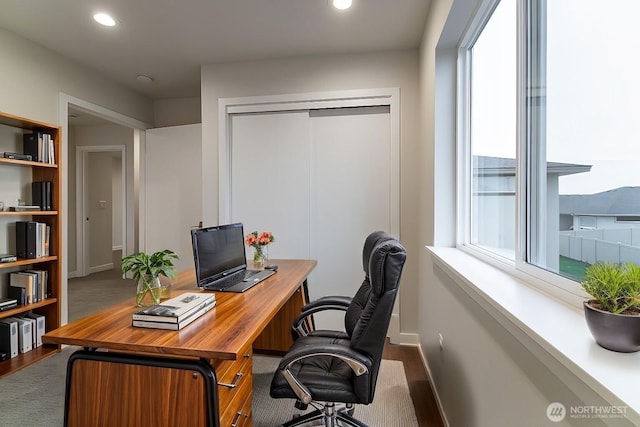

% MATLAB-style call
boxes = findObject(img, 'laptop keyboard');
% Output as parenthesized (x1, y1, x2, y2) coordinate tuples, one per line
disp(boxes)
(205, 269, 258, 290)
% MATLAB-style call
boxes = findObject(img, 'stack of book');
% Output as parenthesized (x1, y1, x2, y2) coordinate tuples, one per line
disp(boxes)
(0, 298, 18, 312)
(132, 292, 216, 330)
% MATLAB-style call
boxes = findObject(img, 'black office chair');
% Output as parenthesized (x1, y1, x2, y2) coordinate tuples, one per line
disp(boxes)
(270, 231, 407, 427)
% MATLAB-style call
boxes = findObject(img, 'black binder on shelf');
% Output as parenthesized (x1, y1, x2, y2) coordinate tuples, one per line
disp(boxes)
(31, 181, 52, 210)
(16, 221, 38, 259)
(8, 286, 26, 306)
(0, 320, 19, 358)
(22, 132, 42, 162)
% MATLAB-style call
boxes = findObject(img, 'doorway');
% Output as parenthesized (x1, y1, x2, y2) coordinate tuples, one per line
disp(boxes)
(59, 94, 150, 324)
(75, 145, 126, 277)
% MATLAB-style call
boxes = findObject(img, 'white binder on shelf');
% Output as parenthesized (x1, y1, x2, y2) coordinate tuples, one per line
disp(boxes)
(6, 317, 32, 353)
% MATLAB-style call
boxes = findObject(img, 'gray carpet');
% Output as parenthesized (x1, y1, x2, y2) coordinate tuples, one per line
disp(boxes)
(253, 356, 419, 427)
(0, 348, 418, 426)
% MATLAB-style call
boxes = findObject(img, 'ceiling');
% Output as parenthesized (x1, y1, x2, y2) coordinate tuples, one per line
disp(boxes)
(0, 0, 430, 100)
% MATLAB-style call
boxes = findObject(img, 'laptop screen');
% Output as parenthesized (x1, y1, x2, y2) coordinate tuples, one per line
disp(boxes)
(191, 223, 247, 288)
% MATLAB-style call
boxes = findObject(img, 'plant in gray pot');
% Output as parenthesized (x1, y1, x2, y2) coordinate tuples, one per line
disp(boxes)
(581, 262, 640, 352)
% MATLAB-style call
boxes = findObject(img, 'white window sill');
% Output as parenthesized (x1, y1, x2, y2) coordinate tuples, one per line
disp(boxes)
(428, 246, 640, 423)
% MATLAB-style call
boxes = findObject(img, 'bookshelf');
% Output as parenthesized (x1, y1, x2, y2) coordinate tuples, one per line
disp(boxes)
(0, 111, 61, 377)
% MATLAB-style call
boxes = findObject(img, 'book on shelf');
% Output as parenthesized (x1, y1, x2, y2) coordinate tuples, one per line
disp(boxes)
(10, 205, 41, 212)
(19, 271, 41, 302)
(2, 152, 32, 161)
(25, 269, 48, 299)
(0, 298, 18, 312)
(0, 254, 17, 263)
(0, 298, 18, 307)
(9, 272, 34, 304)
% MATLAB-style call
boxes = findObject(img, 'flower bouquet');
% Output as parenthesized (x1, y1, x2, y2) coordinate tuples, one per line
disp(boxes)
(245, 231, 275, 268)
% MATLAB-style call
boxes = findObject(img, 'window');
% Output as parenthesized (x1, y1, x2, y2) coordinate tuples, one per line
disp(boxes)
(468, 0, 517, 260)
(461, 0, 640, 288)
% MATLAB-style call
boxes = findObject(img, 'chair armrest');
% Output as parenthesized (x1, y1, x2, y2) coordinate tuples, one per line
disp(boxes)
(278, 343, 372, 404)
(292, 296, 352, 338)
(302, 295, 352, 312)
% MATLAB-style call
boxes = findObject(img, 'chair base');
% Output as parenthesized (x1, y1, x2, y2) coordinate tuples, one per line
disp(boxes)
(283, 402, 368, 427)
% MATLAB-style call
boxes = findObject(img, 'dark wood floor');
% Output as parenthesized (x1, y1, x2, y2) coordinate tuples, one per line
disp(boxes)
(383, 340, 445, 427)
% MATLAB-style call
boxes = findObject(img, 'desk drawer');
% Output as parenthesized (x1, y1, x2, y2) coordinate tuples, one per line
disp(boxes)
(218, 361, 253, 426)
(225, 390, 253, 427)
(211, 344, 252, 423)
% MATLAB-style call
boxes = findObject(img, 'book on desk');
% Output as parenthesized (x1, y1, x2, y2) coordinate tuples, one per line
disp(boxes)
(132, 292, 216, 330)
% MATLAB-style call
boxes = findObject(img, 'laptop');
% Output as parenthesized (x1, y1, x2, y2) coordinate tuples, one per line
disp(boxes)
(190, 223, 275, 292)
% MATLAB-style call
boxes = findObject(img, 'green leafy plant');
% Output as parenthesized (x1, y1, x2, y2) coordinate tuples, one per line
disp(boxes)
(122, 250, 179, 306)
(121, 249, 179, 282)
(581, 262, 640, 314)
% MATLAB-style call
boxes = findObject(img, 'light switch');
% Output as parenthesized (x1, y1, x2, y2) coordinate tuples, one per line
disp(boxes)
(99, 200, 107, 209)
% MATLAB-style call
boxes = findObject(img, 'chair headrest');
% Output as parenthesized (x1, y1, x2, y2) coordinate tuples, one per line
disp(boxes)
(362, 231, 394, 273)
(362, 231, 406, 296)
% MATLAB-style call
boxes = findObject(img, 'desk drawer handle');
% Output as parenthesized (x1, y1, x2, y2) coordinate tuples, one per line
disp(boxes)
(231, 411, 244, 427)
(219, 372, 243, 389)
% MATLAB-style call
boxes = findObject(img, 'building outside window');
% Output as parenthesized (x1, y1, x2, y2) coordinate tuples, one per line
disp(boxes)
(462, 0, 640, 288)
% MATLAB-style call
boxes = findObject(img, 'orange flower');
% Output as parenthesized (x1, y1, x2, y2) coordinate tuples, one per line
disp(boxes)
(245, 230, 274, 248)
(245, 234, 257, 246)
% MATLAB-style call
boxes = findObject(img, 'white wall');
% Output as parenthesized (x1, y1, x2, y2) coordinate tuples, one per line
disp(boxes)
(201, 50, 421, 335)
(419, 1, 630, 425)
(154, 97, 201, 127)
(0, 28, 153, 126)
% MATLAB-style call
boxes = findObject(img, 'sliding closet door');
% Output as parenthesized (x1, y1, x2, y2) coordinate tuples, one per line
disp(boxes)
(230, 112, 311, 260)
(229, 106, 392, 331)
(309, 106, 391, 330)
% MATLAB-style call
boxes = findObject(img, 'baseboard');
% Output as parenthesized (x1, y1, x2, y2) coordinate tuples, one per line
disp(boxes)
(68, 270, 78, 279)
(88, 262, 114, 275)
(417, 344, 450, 427)
(112, 245, 123, 251)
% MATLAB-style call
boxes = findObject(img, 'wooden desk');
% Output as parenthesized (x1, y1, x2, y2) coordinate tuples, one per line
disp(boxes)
(43, 259, 316, 427)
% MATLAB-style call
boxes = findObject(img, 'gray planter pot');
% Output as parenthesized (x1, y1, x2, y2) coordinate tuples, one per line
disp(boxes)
(583, 300, 640, 353)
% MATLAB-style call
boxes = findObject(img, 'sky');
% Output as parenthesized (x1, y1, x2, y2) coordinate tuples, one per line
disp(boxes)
(472, 0, 640, 196)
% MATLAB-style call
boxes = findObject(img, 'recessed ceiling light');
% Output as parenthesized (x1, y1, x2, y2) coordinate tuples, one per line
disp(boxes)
(332, 0, 352, 10)
(93, 12, 117, 27)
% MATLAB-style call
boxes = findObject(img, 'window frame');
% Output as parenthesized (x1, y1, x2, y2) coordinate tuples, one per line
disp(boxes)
(456, 0, 588, 305)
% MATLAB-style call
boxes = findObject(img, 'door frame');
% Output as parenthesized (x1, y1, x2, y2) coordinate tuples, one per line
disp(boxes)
(58, 93, 151, 325)
(218, 88, 402, 342)
(75, 145, 127, 277)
